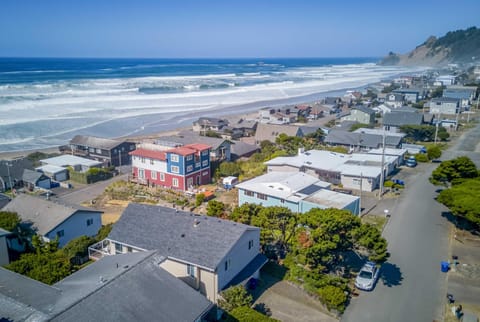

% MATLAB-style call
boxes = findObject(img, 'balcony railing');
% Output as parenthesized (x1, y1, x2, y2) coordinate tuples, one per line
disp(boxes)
(88, 239, 113, 261)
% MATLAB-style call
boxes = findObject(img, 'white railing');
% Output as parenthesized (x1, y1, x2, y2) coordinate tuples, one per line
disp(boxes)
(88, 239, 113, 261)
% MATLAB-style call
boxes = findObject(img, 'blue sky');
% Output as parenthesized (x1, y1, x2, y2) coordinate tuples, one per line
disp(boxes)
(0, 0, 479, 58)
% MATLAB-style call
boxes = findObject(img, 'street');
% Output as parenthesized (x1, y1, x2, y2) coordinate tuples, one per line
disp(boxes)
(343, 121, 480, 322)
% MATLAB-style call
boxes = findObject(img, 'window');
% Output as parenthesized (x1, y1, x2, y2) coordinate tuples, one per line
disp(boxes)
(195, 162, 201, 168)
(257, 193, 267, 200)
(187, 264, 196, 277)
(202, 150, 209, 156)
(280, 199, 285, 204)
(186, 155, 193, 161)
(202, 171, 209, 176)
(244, 190, 254, 197)
(353, 178, 362, 186)
(171, 165, 180, 174)
(96, 148, 102, 154)
(115, 243, 123, 254)
(89, 147, 94, 153)
(141, 157, 145, 163)
(170, 154, 179, 162)
(151, 171, 157, 179)
(127, 246, 133, 253)
(186, 165, 193, 172)
(150, 159, 154, 165)
(138, 169, 145, 179)
(202, 160, 208, 167)
(86, 218, 94, 226)
(248, 240, 254, 250)
(57, 230, 64, 238)
(172, 178, 179, 187)
(160, 172, 165, 181)
(224, 259, 231, 271)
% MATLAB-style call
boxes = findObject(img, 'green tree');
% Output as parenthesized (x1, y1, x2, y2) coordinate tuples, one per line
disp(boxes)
(437, 178, 480, 227)
(304, 128, 325, 140)
(399, 125, 436, 142)
(206, 200, 225, 217)
(349, 123, 373, 132)
(230, 203, 263, 224)
(218, 285, 253, 312)
(95, 223, 113, 241)
(216, 161, 241, 178)
(0, 211, 20, 231)
(62, 235, 95, 260)
(427, 146, 442, 160)
(430, 156, 478, 185)
(251, 206, 297, 251)
(415, 153, 429, 163)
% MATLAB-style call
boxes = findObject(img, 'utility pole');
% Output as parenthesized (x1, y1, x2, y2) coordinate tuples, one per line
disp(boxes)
(359, 172, 363, 216)
(378, 126, 386, 200)
(6, 163, 13, 192)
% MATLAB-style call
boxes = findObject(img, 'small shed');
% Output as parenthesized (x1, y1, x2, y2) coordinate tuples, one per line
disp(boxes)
(22, 169, 51, 190)
(223, 176, 238, 190)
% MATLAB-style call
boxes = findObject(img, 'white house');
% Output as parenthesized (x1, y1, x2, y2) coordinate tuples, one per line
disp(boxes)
(2, 194, 102, 247)
(264, 149, 396, 192)
(40, 155, 103, 173)
(88, 203, 267, 303)
(236, 172, 360, 215)
(429, 97, 460, 115)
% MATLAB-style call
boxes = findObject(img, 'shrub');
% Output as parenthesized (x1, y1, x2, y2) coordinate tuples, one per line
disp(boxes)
(427, 146, 442, 160)
(218, 285, 253, 312)
(226, 306, 279, 322)
(195, 193, 205, 207)
(415, 153, 429, 163)
(0, 211, 20, 231)
(317, 285, 347, 312)
(383, 180, 394, 188)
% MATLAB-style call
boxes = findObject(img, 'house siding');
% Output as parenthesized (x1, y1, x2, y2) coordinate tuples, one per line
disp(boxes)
(44, 211, 102, 247)
(341, 175, 377, 192)
(217, 229, 261, 291)
(159, 258, 218, 302)
(238, 189, 299, 212)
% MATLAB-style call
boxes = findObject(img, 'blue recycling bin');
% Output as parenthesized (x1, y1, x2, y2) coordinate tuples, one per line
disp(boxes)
(441, 261, 449, 272)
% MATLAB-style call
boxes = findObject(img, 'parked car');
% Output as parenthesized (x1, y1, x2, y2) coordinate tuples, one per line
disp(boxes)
(405, 156, 417, 168)
(355, 261, 380, 291)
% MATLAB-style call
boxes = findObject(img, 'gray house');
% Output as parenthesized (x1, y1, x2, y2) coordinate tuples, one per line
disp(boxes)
(192, 117, 228, 133)
(22, 169, 51, 191)
(89, 203, 267, 303)
(325, 129, 403, 151)
(2, 194, 102, 247)
(0, 251, 213, 322)
(383, 111, 424, 132)
(67, 135, 136, 167)
(339, 105, 375, 125)
(0, 158, 34, 192)
(443, 86, 476, 108)
(254, 123, 303, 144)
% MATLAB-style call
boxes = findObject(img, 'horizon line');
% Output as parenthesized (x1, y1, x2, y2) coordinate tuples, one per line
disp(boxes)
(0, 56, 382, 60)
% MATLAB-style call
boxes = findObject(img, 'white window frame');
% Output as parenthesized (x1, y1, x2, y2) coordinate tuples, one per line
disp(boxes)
(138, 169, 145, 179)
(151, 171, 157, 180)
(186, 165, 193, 172)
(160, 172, 165, 181)
(170, 154, 179, 162)
(171, 165, 180, 174)
(186, 155, 193, 161)
(172, 178, 179, 187)
(202, 160, 208, 167)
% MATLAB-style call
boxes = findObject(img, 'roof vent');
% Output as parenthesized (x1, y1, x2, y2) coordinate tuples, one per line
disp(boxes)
(193, 219, 200, 227)
(99, 276, 107, 283)
(181, 233, 185, 237)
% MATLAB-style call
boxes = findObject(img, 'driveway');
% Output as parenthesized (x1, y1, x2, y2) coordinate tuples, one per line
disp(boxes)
(253, 273, 338, 322)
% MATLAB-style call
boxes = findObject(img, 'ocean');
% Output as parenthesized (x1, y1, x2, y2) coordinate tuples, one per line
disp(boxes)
(0, 57, 421, 152)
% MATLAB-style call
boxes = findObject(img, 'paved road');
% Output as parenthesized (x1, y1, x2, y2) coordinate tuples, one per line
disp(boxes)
(54, 173, 129, 206)
(442, 121, 480, 166)
(342, 162, 451, 322)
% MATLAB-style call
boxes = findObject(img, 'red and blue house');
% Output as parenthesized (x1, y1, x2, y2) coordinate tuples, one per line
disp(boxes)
(130, 143, 211, 191)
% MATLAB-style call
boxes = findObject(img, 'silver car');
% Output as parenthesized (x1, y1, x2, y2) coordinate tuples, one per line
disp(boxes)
(355, 261, 380, 291)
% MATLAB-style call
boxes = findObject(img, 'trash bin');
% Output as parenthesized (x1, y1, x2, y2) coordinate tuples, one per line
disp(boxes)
(441, 261, 450, 273)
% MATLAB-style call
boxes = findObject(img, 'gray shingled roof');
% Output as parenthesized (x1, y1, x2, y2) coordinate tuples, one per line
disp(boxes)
(230, 141, 259, 159)
(0, 158, 34, 188)
(108, 203, 259, 270)
(0, 251, 212, 322)
(70, 135, 125, 150)
(22, 169, 48, 185)
(383, 111, 423, 127)
(254, 123, 301, 143)
(157, 131, 230, 150)
(352, 105, 375, 115)
(52, 252, 212, 322)
(2, 194, 101, 236)
(325, 129, 402, 148)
